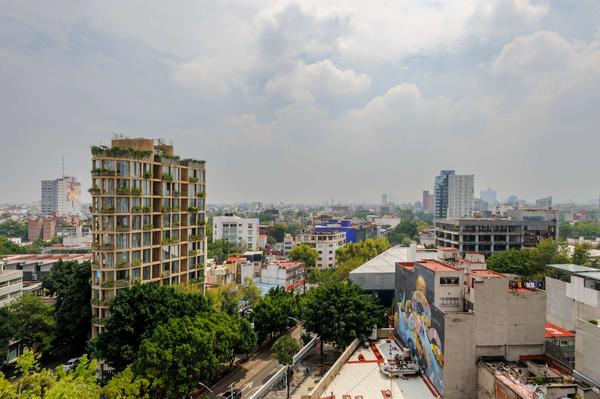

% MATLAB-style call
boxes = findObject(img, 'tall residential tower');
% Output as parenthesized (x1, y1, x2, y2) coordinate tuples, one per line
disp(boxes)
(41, 176, 81, 216)
(89, 138, 206, 336)
(434, 170, 474, 219)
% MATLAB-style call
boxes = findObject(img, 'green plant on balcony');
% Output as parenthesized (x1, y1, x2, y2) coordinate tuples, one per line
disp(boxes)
(131, 259, 142, 266)
(189, 250, 198, 256)
(143, 223, 153, 230)
(189, 234, 202, 241)
(161, 206, 172, 212)
(188, 177, 198, 183)
(196, 191, 206, 198)
(162, 271, 171, 278)
(132, 206, 142, 213)
(88, 186, 101, 195)
(143, 205, 152, 213)
(161, 173, 174, 181)
(91, 298, 101, 306)
(100, 206, 115, 213)
(172, 206, 181, 212)
(115, 279, 129, 287)
(92, 168, 116, 176)
(93, 243, 114, 250)
(116, 186, 131, 195)
(116, 260, 129, 268)
(173, 221, 181, 227)
(198, 220, 206, 226)
(91, 145, 152, 160)
(143, 171, 153, 179)
(187, 206, 198, 213)
(131, 187, 142, 196)
(116, 225, 130, 232)
(161, 237, 179, 245)
(101, 280, 115, 288)
(172, 191, 180, 197)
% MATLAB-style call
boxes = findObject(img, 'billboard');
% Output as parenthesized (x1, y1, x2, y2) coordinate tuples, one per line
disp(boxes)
(395, 264, 445, 395)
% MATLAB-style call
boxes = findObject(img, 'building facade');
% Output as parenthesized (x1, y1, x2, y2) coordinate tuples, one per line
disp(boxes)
(89, 138, 206, 336)
(41, 176, 81, 216)
(435, 215, 559, 257)
(27, 217, 56, 241)
(296, 230, 346, 269)
(434, 170, 455, 219)
(212, 215, 259, 251)
(422, 190, 434, 213)
(447, 174, 474, 218)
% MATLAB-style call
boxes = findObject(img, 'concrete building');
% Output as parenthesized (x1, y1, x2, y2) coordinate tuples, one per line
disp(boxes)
(435, 212, 559, 257)
(0, 268, 23, 307)
(545, 263, 600, 387)
(447, 174, 474, 218)
(545, 321, 576, 369)
(212, 215, 259, 251)
(313, 218, 377, 243)
(89, 138, 206, 336)
(434, 170, 455, 219)
(423, 190, 434, 213)
(395, 262, 546, 399)
(27, 217, 56, 241)
(535, 196, 553, 209)
(282, 233, 293, 255)
(41, 176, 81, 216)
(2, 253, 91, 282)
(296, 230, 346, 269)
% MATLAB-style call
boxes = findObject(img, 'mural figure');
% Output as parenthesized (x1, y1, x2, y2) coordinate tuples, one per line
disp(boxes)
(396, 275, 444, 394)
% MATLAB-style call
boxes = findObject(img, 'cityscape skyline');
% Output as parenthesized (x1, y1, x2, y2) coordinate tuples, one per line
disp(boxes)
(1, 2, 600, 204)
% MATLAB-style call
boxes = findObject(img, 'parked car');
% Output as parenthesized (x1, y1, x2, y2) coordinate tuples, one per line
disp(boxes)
(221, 388, 242, 399)
(63, 357, 80, 372)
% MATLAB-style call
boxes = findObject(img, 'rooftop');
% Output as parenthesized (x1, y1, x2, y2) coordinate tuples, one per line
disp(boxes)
(546, 264, 598, 274)
(545, 322, 575, 338)
(1, 254, 91, 263)
(350, 246, 412, 275)
(574, 270, 600, 281)
(469, 269, 505, 278)
(417, 260, 461, 273)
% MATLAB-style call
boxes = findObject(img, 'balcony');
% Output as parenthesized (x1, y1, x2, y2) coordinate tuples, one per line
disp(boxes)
(161, 173, 174, 181)
(100, 206, 115, 214)
(116, 186, 131, 196)
(88, 186, 101, 195)
(92, 243, 114, 251)
(92, 168, 116, 176)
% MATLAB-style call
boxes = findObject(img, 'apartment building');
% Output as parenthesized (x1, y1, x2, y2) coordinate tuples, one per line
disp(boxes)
(296, 230, 346, 269)
(212, 215, 259, 251)
(242, 260, 305, 295)
(433, 170, 474, 219)
(435, 211, 559, 257)
(41, 176, 81, 216)
(2, 253, 91, 282)
(395, 261, 545, 399)
(27, 217, 56, 241)
(546, 263, 600, 388)
(89, 138, 206, 336)
(0, 268, 23, 307)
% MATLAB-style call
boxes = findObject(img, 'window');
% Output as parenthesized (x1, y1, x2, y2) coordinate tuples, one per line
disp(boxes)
(440, 277, 459, 285)
(440, 297, 460, 306)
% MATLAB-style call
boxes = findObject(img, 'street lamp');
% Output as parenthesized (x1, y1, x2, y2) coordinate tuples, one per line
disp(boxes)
(197, 382, 214, 399)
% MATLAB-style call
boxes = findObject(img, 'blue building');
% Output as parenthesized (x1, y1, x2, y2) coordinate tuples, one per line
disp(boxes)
(314, 219, 376, 243)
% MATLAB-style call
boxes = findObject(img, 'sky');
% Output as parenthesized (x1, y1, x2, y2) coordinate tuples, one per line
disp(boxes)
(1, 0, 599, 205)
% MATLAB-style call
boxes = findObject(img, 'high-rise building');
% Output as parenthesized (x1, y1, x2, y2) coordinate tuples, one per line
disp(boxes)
(381, 193, 388, 205)
(434, 170, 455, 219)
(41, 176, 81, 216)
(296, 230, 346, 270)
(422, 190, 434, 213)
(447, 174, 474, 218)
(89, 138, 206, 336)
(535, 196, 552, 209)
(27, 217, 56, 241)
(479, 188, 497, 204)
(212, 215, 259, 251)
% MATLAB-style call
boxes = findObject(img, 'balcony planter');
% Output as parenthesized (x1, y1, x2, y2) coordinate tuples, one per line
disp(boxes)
(189, 235, 202, 241)
(143, 224, 153, 230)
(115, 280, 129, 287)
(172, 191, 180, 197)
(173, 222, 181, 227)
(132, 206, 142, 213)
(161, 206, 172, 212)
(142, 206, 152, 213)
(116, 186, 131, 195)
(189, 250, 198, 256)
(116, 260, 129, 268)
(199, 220, 206, 226)
(162, 271, 171, 278)
(93, 243, 114, 251)
(92, 168, 116, 176)
(88, 187, 101, 195)
(131, 187, 142, 196)
(91, 146, 152, 160)
(187, 206, 198, 213)
(116, 225, 130, 232)
(161, 173, 174, 181)
(196, 192, 206, 198)
(162, 237, 180, 245)
(101, 280, 115, 288)
(100, 206, 115, 213)
(131, 259, 142, 266)
(188, 177, 198, 183)
(172, 206, 181, 212)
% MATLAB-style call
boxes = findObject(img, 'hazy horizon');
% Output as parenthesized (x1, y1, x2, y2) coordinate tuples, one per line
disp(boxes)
(1, 1, 599, 204)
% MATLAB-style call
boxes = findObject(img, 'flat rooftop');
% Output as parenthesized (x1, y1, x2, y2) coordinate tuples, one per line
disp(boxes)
(546, 264, 598, 274)
(350, 246, 411, 275)
(469, 269, 505, 278)
(321, 340, 438, 399)
(417, 260, 461, 273)
(574, 270, 600, 281)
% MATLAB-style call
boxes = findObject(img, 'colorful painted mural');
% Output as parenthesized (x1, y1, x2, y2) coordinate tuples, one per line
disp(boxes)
(395, 273, 445, 395)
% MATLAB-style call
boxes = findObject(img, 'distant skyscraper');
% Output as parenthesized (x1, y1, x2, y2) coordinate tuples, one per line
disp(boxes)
(535, 196, 552, 209)
(447, 174, 474, 218)
(381, 193, 388, 205)
(480, 188, 497, 204)
(422, 190, 434, 213)
(434, 170, 455, 219)
(41, 176, 81, 216)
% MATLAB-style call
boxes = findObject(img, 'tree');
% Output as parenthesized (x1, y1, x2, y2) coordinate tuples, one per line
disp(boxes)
(235, 318, 258, 359)
(0, 220, 28, 240)
(560, 221, 600, 239)
(252, 287, 299, 342)
(9, 294, 55, 353)
(208, 239, 236, 263)
(302, 280, 382, 362)
(336, 238, 390, 264)
(272, 222, 287, 242)
(0, 306, 18, 360)
(487, 248, 532, 275)
(239, 277, 262, 310)
(388, 220, 418, 245)
(43, 260, 91, 348)
(487, 239, 571, 278)
(102, 366, 150, 399)
(288, 245, 318, 270)
(571, 243, 592, 266)
(134, 316, 222, 399)
(272, 335, 300, 399)
(94, 284, 211, 371)
(207, 284, 241, 315)
(528, 239, 570, 276)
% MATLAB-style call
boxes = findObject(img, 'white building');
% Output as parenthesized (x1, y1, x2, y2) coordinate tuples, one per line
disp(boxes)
(212, 215, 259, 251)
(0, 269, 23, 307)
(296, 231, 346, 269)
(447, 174, 474, 218)
(283, 234, 294, 255)
(41, 176, 81, 216)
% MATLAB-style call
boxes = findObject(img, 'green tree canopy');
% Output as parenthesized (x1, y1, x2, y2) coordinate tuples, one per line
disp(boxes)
(288, 244, 318, 269)
(208, 239, 237, 263)
(560, 221, 600, 239)
(43, 260, 91, 348)
(8, 294, 55, 353)
(102, 365, 150, 399)
(94, 283, 211, 371)
(272, 335, 299, 366)
(252, 287, 299, 342)
(336, 238, 390, 264)
(272, 222, 287, 242)
(301, 280, 382, 361)
(487, 239, 572, 278)
(0, 220, 28, 240)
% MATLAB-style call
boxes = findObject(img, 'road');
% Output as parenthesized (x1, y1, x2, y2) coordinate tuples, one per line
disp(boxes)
(207, 325, 304, 398)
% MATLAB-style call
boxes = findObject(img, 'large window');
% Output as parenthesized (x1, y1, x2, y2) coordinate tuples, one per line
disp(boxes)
(117, 161, 130, 177)
(440, 277, 459, 285)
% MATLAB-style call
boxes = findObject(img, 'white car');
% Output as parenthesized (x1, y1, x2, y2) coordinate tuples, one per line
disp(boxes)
(63, 358, 80, 372)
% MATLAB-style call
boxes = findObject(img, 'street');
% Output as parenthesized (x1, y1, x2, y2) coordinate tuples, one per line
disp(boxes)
(206, 325, 304, 399)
